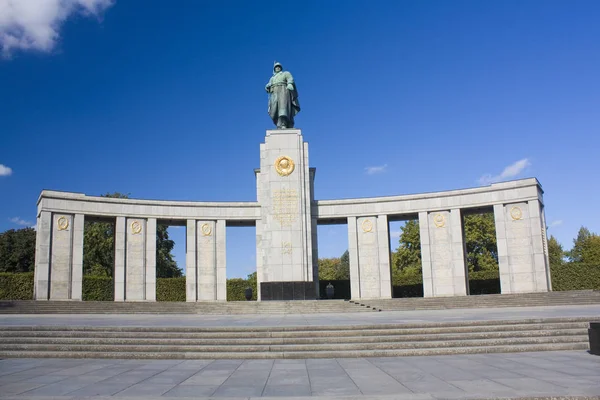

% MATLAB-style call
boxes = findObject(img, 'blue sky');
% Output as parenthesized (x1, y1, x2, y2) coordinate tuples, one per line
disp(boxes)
(1, 0, 599, 278)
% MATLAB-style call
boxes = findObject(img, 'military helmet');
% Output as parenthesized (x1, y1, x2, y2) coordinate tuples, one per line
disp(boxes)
(273, 61, 283, 71)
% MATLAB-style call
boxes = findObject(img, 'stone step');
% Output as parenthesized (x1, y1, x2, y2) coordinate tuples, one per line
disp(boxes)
(0, 329, 586, 346)
(0, 342, 588, 360)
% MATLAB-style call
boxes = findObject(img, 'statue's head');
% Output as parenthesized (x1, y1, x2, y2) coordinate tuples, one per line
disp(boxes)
(273, 62, 283, 73)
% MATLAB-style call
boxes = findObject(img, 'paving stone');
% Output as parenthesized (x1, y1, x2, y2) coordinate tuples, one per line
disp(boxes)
(0, 381, 44, 395)
(212, 383, 265, 397)
(262, 384, 311, 396)
(65, 382, 134, 396)
(114, 382, 176, 396)
(16, 381, 90, 396)
(162, 384, 219, 397)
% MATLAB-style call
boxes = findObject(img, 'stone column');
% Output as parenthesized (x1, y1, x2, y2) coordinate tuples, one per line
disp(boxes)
(377, 215, 392, 299)
(420, 210, 467, 297)
(70, 214, 84, 300)
(255, 168, 263, 301)
(347, 216, 360, 299)
(125, 218, 145, 300)
(114, 216, 126, 301)
(49, 214, 74, 299)
(216, 220, 227, 301)
(34, 211, 52, 300)
(493, 202, 550, 293)
(197, 220, 217, 301)
(418, 212, 434, 297)
(186, 219, 197, 302)
(145, 218, 157, 301)
(349, 216, 392, 299)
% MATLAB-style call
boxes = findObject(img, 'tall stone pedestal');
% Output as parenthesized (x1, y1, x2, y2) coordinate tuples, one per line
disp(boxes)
(256, 129, 318, 300)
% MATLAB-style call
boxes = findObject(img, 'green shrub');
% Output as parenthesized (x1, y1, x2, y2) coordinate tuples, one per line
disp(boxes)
(551, 263, 600, 291)
(0, 272, 34, 299)
(157, 277, 186, 301)
(82, 276, 113, 301)
(227, 278, 257, 301)
(468, 269, 500, 295)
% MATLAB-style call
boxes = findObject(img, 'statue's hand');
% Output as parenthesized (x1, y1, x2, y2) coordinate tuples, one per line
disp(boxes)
(286, 84, 294, 91)
(265, 85, 271, 93)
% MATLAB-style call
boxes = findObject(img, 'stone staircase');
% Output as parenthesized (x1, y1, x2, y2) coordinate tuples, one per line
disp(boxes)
(0, 317, 591, 359)
(0, 299, 378, 314)
(357, 290, 600, 311)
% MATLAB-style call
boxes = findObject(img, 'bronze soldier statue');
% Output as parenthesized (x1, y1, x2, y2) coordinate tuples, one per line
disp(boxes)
(265, 62, 300, 129)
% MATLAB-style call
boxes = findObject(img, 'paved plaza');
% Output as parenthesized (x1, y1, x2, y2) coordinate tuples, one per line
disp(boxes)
(0, 351, 599, 399)
(1, 305, 599, 399)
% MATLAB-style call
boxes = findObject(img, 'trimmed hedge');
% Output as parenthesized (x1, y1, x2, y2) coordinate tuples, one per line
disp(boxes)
(1, 264, 599, 301)
(82, 276, 113, 301)
(227, 278, 257, 301)
(157, 277, 186, 301)
(551, 263, 600, 291)
(0, 272, 34, 300)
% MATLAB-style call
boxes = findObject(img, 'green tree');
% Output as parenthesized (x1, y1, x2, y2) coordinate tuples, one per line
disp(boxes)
(548, 235, 565, 268)
(0, 227, 36, 273)
(318, 251, 350, 280)
(156, 224, 181, 278)
(340, 250, 349, 273)
(394, 220, 421, 273)
(568, 226, 600, 265)
(463, 213, 498, 272)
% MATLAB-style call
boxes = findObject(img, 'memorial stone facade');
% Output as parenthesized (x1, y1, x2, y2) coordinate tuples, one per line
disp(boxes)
(33, 129, 552, 301)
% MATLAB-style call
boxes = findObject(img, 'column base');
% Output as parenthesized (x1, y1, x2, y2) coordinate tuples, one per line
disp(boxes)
(260, 281, 316, 300)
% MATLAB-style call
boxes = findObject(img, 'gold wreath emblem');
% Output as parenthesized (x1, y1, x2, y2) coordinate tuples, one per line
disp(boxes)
(510, 206, 523, 220)
(362, 219, 373, 232)
(57, 216, 69, 231)
(201, 223, 212, 236)
(274, 155, 295, 176)
(433, 213, 445, 228)
(131, 221, 142, 235)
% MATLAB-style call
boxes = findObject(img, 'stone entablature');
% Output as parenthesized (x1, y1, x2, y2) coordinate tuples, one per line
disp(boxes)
(34, 130, 551, 302)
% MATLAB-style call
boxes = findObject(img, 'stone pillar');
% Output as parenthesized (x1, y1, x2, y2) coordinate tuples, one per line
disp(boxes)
(34, 211, 52, 300)
(145, 218, 157, 301)
(114, 216, 126, 301)
(255, 167, 263, 301)
(197, 220, 217, 301)
(418, 212, 434, 297)
(494, 202, 550, 293)
(71, 214, 84, 300)
(186, 219, 197, 302)
(377, 215, 392, 299)
(49, 214, 73, 299)
(348, 216, 392, 299)
(216, 220, 227, 301)
(257, 129, 316, 300)
(347, 216, 360, 299)
(419, 210, 467, 297)
(125, 218, 146, 300)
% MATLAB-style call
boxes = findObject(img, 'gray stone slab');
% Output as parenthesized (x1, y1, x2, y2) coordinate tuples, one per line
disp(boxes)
(114, 383, 176, 396)
(402, 377, 467, 395)
(447, 378, 519, 396)
(15, 381, 90, 396)
(162, 384, 219, 397)
(65, 381, 134, 396)
(0, 381, 44, 395)
(262, 384, 311, 396)
(492, 377, 572, 392)
(212, 383, 265, 397)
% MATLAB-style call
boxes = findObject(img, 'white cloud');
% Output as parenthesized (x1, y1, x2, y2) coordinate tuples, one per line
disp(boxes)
(365, 164, 387, 175)
(9, 217, 33, 227)
(0, 164, 12, 176)
(478, 158, 531, 185)
(548, 220, 563, 228)
(0, 0, 114, 57)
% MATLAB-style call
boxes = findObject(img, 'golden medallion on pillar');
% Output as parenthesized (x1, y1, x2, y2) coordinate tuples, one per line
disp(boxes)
(131, 220, 142, 235)
(433, 213, 445, 228)
(274, 155, 295, 176)
(201, 223, 212, 236)
(510, 206, 523, 220)
(361, 219, 373, 232)
(57, 216, 69, 231)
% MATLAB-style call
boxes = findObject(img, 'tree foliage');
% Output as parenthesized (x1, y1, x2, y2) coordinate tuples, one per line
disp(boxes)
(548, 235, 565, 268)
(0, 227, 36, 273)
(463, 213, 498, 272)
(318, 250, 350, 281)
(568, 226, 600, 265)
